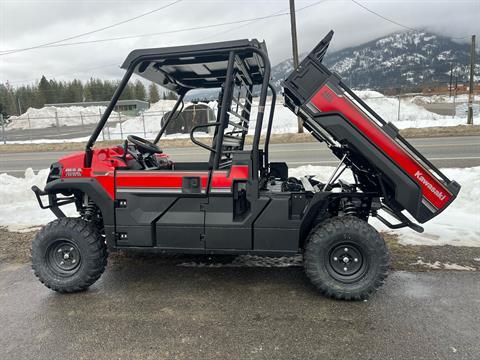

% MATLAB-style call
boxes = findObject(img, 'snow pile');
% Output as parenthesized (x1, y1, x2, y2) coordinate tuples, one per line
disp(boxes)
(106, 99, 298, 139)
(0, 136, 90, 145)
(248, 101, 298, 134)
(455, 102, 480, 118)
(412, 260, 476, 271)
(411, 93, 469, 104)
(354, 91, 477, 128)
(106, 100, 214, 139)
(0, 169, 74, 230)
(106, 92, 476, 140)
(5, 90, 477, 139)
(290, 165, 480, 247)
(1, 166, 478, 249)
(393, 167, 480, 247)
(6, 106, 115, 130)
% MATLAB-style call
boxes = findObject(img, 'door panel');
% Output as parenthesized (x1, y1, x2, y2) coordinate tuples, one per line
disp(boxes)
(115, 170, 206, 249)
(155, 198, 205, 249)
(203, 195, 270, 250)
(204, 196, 250, 249)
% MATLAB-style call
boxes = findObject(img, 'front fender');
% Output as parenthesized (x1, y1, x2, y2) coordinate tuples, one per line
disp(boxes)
(45, 178, 115, 226)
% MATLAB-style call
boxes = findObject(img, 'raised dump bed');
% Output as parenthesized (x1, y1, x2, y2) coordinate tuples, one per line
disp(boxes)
(283, 31, 460, 224)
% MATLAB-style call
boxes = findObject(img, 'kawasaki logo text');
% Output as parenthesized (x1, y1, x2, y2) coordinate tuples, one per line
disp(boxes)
(414, 171, 447, 201)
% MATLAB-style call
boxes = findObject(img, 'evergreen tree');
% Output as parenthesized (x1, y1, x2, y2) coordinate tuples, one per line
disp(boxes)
(148, 83, 160, 103)
(0, 77, 176, 117)
(133, 80, 147, 101)
(166, 90, 178, 100)
(65, 79, 84, 103)
(119, 82, 135, 100)
(0, 82, 16, 116)
(37, 75, 50, 105)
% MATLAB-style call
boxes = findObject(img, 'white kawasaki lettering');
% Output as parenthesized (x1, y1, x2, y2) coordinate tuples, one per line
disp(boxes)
(414, 171, 447, 201)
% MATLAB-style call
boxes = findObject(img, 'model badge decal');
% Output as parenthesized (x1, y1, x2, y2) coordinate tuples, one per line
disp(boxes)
(64, 168, 82, 177)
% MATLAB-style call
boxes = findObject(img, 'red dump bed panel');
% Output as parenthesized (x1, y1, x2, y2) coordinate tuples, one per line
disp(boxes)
(309, 84, 452, 211)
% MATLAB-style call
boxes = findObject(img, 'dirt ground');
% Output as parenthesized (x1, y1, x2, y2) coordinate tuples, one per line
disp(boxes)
(2, 227, 478, 271)
(2, 125, 479, 154)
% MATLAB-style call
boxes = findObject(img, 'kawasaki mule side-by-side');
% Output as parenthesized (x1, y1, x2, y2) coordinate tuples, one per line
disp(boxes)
(31, 31, 460, 300)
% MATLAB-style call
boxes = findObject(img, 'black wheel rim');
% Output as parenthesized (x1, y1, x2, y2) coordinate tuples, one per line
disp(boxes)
(46, 239, 81, 275)
(326, 243, 367, 282)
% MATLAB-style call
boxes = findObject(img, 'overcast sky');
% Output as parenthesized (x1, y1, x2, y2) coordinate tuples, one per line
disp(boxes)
(0, 0, 478, 86)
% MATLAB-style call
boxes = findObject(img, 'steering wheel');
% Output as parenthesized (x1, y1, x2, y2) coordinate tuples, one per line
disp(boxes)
(127, 135, 163, 155)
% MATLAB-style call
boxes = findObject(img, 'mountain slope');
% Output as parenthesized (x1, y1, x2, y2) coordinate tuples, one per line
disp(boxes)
(271, 31, 474, 92)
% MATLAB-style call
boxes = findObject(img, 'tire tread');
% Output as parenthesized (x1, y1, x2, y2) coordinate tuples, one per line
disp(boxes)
(31, 217, 107, 293)
(304, 216, 389, 300)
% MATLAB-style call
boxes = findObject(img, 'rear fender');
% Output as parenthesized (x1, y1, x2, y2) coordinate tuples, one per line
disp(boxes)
(299, 192, 373, 248)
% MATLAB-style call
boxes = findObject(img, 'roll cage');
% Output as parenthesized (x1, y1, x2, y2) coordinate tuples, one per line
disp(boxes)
(84, 39, 276, 182)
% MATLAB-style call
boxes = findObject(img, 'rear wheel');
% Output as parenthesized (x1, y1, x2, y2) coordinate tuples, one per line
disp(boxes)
(31, 217, 107, 293)
(304, 216, 389, 300)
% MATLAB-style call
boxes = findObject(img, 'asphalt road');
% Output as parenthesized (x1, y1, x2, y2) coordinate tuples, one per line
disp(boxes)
(2, 121, 121, 142)
(3, 124, 94, 141)
(1, 135, 479, 176)
(0, 260, 479, 360)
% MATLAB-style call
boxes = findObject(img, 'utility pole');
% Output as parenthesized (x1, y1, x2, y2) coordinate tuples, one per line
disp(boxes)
(449, 63, 453, 97)
(17, 97, 22, 116)
(1, 114, 5, 145)
(453, 73, 458, 118)
(467, 35, 476, 125)
(289, 0, 303, 133)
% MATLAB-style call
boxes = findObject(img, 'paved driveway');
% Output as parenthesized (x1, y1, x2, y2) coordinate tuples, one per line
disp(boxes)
(1, 259, 479, 359)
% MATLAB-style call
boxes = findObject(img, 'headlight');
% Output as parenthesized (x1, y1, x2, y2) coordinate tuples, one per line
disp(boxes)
(47, 162, 62, 183)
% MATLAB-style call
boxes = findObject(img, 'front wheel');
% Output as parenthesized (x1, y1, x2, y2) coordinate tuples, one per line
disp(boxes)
(31, 218, 108, 293)
(304, 216, 389, 300)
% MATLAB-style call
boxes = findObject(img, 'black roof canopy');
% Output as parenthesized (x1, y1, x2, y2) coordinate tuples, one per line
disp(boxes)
(120, 39, 268, 93)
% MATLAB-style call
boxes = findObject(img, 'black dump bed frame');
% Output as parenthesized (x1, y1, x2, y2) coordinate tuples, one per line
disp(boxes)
(283, 31, 460, 223)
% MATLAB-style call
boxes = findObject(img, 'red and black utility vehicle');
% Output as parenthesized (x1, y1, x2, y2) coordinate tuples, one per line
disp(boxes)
(31, 31, 460, 299)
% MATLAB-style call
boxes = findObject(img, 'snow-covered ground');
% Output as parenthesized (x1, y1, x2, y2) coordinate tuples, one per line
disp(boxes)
(290, 165, 480, 247)
(357, 91, 478, 128)
(411, 93, 469, 104)
(1, 166, 478, 248)
(4, 91, 477, 142)
(5, 106, 118, 130)
(0, 168, 76, 231)
(105, 91, 477, 140)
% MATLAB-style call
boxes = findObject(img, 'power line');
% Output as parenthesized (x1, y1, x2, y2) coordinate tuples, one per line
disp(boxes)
(2, 3, 313, 85)
(199, 0, 329, 43)
(196, 7, 289, 43)
(350, 0, 417, 31)
(5, 63, 120, 85)
(0, 0, 183, 55)
(1, 12, 287, 55)
(196, 0, 324, 43)
(1, 0, 328, 55)
(350, 1, 471, 41)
